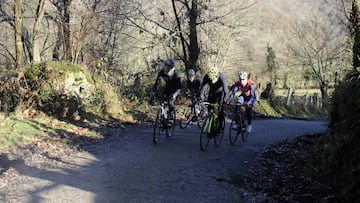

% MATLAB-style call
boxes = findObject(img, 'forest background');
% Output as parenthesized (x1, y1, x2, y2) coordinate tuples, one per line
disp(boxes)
(0, 0, 359, 201)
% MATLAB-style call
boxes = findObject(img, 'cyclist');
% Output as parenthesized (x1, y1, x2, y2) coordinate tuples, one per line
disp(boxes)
(199, 66, 228, 133)
(225, 71, 256, 132)
(186, 69, 203, 97)
(150, 58, 181, 126)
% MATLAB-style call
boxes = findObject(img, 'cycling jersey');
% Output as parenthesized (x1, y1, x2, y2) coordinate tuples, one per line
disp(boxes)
(200, 72, 228, 106)
(152, 69, 181, 98)
(229, 79, 256, 107)
(187, 75, 202, 96)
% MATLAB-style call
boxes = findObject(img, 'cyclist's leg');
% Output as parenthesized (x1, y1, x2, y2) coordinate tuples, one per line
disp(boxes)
(167, 95, 176, 126)
(217, 94, 225, 131)
(245, 106, 252, 132)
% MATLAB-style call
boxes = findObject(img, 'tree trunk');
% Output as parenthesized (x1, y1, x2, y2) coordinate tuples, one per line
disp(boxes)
(14, 0, 23, 69)
(64, 0, 72, 61)
(32, 0, 46, 63)
(188, 0, 200, 70)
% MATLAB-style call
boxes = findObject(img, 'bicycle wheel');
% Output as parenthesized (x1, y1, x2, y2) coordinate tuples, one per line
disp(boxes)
(153, 108, 164, 144)
(241, 124, 249, 142)
(167, 109, 176, 138)
(214, 116, 225, 147)
(180, 107, 193, 129)
(200, 115, 212, 151)
(229, 119, 240, 145)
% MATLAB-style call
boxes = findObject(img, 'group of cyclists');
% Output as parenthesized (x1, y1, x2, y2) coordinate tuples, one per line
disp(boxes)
(150, 58, 256, 133)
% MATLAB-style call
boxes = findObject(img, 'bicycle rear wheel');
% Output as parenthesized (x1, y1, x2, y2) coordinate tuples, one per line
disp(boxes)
(180, 107, 193, 129)
(200, 115, 212, 151)
(241, 126, 249, 142)
(153, 108, 164, 144)
(214, 116, 225, 147)
(229, 119, 240, 145)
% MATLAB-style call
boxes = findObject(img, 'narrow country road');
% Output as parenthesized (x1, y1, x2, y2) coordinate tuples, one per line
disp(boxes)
(0, 118, 327, 203)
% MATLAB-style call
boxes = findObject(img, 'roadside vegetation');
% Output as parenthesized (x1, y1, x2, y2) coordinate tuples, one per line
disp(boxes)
(0, 0, 359, 201)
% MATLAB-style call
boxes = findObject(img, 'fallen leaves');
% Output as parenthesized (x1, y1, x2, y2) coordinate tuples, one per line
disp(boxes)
(245, 133, 336, 202)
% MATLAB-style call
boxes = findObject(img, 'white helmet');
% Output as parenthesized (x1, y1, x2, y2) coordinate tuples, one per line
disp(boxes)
(238, 71, 248, 79)
(238, 71, 248, 86)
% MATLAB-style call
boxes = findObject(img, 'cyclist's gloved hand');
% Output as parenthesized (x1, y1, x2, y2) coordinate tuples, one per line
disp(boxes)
(224, 98, 230, 105)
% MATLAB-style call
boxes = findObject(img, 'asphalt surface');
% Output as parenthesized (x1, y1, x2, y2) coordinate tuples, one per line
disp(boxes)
(1, 118, 327, 203)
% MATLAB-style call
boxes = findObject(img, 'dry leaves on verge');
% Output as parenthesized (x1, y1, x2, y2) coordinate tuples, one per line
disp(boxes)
(245, 133, 336, 202)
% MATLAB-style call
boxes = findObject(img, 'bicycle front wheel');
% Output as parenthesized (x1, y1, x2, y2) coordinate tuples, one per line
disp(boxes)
(214, 116, 225, 147)
(200, 115, 212, 151)
(153, 108, 163, 144)
(229, 119, 240, 145)
(180, 107, 193, 129)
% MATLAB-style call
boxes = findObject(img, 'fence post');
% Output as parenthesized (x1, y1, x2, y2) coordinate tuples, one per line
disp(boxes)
(304, 94, 309, 105)
(286, 88, 293, 105)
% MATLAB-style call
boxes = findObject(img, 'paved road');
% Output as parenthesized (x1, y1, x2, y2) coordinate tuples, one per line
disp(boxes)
(1, 118, 327, 203)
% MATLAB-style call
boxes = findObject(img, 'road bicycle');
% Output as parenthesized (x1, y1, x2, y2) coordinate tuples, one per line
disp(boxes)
(179, 94, 206, 129)
(152, 96, 176, 145)
(228, 103, 249, 144)
(200, 102, 225, 151)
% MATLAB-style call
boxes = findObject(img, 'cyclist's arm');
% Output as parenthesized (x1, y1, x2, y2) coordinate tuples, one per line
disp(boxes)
(199, 74, 210, 100)
(172, 73, 181, 99)
(152, 71, 163, 92)
(248, 83, 256, 107)
(219, 73, 228, 96)
(228, 83, 239, 101)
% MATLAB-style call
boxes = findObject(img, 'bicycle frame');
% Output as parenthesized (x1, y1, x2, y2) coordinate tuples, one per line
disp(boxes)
(200, 102, 225, 151)
(229, 104, 248, 144)
(180, 96, 205, 129)
(153, 96, 176, 144)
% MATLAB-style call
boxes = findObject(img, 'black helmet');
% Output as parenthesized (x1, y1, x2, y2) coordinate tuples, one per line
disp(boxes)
(187, 69, 195, 77)
(164, 58, 176, 67)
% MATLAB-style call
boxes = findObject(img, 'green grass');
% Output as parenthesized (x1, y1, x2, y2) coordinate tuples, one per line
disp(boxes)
(0, 112, 100, 151)
(0, 116, 48, 150)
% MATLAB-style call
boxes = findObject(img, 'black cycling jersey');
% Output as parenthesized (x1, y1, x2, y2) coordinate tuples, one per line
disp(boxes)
(200, 72, 228, 105)
(187, 75, 202, 96)
(152, 69, 181, 97)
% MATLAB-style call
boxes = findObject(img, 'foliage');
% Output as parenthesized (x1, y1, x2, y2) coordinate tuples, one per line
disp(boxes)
(246, 133, 335, 202)
(328, 68, 360, 201)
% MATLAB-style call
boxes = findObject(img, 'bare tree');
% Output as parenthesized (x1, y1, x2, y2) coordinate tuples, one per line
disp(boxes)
(283, 6, 349, 100)
(49, 0, 73, 61)
(123, 0, 255, 72)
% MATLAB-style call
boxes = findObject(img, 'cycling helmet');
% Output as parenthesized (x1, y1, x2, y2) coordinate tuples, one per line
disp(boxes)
(238, 71, 248, 79)
(164, 58, 176, 67)
(207, 66, 219, 83)
(187, 69, 195, 77)
(238, 71, 248, 86)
